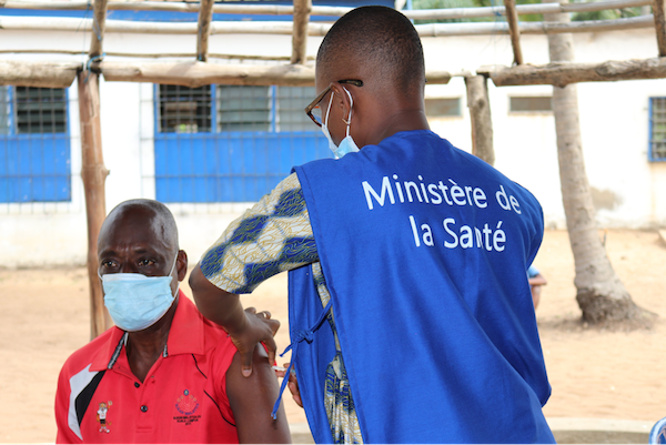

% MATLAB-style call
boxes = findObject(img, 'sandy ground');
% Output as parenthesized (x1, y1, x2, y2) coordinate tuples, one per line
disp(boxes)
(0, 229, 665, 443)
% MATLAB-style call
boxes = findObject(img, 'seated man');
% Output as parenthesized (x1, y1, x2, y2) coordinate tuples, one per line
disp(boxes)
(55, 199, 291, 444)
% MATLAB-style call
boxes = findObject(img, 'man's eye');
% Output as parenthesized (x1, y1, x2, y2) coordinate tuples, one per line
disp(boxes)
(139, 259, 156, 267)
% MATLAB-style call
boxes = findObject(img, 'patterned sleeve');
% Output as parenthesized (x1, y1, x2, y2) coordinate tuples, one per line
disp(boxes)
(199, 172, 318, 294)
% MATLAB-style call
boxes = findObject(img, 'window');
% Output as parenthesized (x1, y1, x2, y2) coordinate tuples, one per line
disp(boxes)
(649, 97, 666, 161)
(159, 84, 212, 133)
(0, 87, 9, 135)
(0, 86, 71, 203)
(509, 96, 552, 113)
(218, 86, 271, 132)
(15, 87, 68, 134)
(425, 98, 461, 117)
(154, 84, 329, 203)
(276, 86, 317, 132)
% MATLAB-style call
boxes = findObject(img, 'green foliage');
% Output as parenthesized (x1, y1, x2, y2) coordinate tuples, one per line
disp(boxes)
(571, 6, 644, 21)
(411, 0, 646, 24)
(411, 0, 542, 24)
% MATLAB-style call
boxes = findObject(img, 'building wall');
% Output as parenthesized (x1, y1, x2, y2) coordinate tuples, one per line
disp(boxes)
(1, 27, 665, 267)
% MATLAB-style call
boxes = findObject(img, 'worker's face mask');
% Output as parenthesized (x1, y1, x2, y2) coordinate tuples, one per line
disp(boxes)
(321, 88, 359, 159)
(99, 255, 178, 332)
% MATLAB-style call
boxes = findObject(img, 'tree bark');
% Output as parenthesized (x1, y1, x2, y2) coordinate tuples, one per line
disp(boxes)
(544, 0, 655, 328)
(78, 70, 111, 339)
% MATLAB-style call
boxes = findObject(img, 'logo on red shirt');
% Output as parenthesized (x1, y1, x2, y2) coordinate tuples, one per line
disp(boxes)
(174, 389, 201, 426)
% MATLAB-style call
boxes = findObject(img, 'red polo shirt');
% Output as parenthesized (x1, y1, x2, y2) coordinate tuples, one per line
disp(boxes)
(55, 292, 239, 444)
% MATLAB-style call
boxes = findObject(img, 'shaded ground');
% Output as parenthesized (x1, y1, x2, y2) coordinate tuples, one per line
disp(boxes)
(0, 229, 664, 442)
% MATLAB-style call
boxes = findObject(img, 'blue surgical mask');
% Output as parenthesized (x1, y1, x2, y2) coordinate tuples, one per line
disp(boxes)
(321, 88, 360, 160)
(100, 255, 179, 332)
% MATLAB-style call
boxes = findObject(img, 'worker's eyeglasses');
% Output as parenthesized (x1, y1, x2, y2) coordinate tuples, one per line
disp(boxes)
(304, 79, 363, 127)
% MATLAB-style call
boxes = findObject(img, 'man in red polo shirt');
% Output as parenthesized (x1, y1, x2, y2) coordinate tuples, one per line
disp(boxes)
(55, 199, 291, 443)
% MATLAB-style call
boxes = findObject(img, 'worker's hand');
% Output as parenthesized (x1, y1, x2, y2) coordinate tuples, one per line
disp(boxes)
(229, 307, 280, 377)
(274, 362, 303, 408)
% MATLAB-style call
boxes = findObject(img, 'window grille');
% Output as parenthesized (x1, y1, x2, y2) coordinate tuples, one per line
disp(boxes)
(276, 86, 317, 131)
(649, 97, 666, 161)
(425, 98, 461, 117)
(15, 87, 68, 134)
(0, 87, 9, 135)
(509, 96, 552, 113)
(158, 84, 212, 133)
(217, 86, 271, 132)
(0, 86, 71, 203)
(153, 84, 329, 203)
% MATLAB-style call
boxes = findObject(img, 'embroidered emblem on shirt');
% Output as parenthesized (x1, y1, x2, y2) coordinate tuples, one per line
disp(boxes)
(174, 390, 201, 426)
(96, 401, 112, 433)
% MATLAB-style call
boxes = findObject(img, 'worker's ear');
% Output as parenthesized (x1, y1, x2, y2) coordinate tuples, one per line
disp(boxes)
(330, 83, 354, 125)
(176, 250, 188, 282)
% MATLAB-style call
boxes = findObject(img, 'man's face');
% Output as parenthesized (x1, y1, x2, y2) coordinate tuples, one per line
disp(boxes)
(97, 209, 178, 293)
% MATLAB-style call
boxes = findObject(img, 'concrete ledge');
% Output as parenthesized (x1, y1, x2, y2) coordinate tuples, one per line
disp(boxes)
(290, 418, 655, 444)
(548, 418, 653, 444)
(290, 422, 314, 444)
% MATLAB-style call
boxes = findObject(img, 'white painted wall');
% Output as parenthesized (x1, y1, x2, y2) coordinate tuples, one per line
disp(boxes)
(1, 26, 665, 267)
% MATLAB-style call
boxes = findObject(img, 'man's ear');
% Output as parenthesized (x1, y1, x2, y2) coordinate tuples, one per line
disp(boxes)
(176, 250, 188, 282)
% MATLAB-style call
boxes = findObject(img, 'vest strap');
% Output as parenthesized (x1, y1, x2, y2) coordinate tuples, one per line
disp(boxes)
(271, 300, 332, 420)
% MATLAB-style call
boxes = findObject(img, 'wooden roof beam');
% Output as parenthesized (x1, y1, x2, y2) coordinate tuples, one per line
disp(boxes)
(653, 0, 666, 56)
(0, 0, 652, 19)
(291, 0, 312, 65)
(479, 57, 666, 87)
(503, 0, 523, 65)
(89, 0, 108, 60)
(196, 0, 215, 62)
(0, 14, 653, 36)
(0, 60, 80, 88)
(98, 60, 451, 87)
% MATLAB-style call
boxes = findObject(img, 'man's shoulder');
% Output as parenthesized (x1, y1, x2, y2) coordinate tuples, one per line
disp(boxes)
(59, 328, 117, 377)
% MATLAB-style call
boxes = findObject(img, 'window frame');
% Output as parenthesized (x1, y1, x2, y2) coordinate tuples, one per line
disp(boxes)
(508, 96, 553, 114)
(649, 96, 666, 162)
(0, 85, 72, 203)
(152, 83, 328, 204)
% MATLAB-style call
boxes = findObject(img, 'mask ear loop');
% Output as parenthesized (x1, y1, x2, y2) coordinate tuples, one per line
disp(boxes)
(169, 252, 180, 297)
(323, 91, 335, 130)
(342, 88, 353, 137)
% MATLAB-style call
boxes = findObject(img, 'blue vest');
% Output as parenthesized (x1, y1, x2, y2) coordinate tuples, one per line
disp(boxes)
(289, 130, 554, 444)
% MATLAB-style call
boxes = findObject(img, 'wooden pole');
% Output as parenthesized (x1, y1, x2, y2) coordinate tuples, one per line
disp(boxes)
(0, 13, 654, 36)
(0, 60, 79, 88)
(504, 0, 524, 65)
(480, 57, 666, 87)
(465, 74, 495, 165)
(291, 0, 312, 65)
(98, 60, 452, 87)
(653, 0, 666, 56)
(1, 0, 652, 20)
(89, 0, 108, 60)
(0, 48, 313, 62)
(77, 70, 111, 339)
(196, 0, 215, 62)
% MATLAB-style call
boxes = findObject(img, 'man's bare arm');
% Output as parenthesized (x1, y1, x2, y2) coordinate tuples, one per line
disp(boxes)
(189, 264, 278, 376)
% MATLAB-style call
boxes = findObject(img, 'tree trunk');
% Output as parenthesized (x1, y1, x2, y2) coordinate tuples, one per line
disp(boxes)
(544, 0, 655, 328)
(465, 74, 495, 165)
